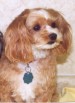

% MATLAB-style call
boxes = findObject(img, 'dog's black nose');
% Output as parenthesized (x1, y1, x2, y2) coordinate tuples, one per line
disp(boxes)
(49, 33, 57, 40)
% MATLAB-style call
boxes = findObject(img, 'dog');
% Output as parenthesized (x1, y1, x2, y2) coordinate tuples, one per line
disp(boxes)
(0, 8, 72, 102)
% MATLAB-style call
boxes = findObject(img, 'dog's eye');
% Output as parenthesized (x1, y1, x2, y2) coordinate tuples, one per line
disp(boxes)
(33, 24, 41, 31)
(51, 22, 56, 28)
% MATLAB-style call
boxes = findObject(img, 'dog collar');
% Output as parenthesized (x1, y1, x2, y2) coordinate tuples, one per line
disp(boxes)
(23, 64, 33, 84)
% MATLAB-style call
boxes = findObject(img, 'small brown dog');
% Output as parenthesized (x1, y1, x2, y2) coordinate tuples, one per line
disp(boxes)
(0, 8, 72, 102)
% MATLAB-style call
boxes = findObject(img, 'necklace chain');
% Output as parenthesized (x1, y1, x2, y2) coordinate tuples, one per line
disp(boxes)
(25, 64, 31, 73)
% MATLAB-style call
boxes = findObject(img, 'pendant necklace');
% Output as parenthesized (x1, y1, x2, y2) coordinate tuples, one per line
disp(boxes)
(23, 64, 33, 84)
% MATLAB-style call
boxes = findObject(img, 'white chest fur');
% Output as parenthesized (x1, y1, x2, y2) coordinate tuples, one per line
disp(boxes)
(17, 62, 39, 101)
(16, 48, 49, 101)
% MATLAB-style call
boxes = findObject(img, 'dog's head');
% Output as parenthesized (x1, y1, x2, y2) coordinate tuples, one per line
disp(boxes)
(5, 8, 72, 63)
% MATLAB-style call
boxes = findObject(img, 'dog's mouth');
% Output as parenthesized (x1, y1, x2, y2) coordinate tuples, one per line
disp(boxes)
(47, 41, 55, 44)
(33, 41, 60, 49)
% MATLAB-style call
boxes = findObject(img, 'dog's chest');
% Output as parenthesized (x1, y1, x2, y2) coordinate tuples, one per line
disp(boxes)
(16, 49, 49, 101)
(16, 62, 39, 101)
(17, 80, 35, 101)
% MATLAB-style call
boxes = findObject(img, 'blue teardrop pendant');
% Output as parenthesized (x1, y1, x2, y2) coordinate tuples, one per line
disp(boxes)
(23, 72, 33, 84)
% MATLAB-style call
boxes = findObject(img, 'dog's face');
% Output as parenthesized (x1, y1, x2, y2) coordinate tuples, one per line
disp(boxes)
(26, 9, 62, 49)
(4, 8, 72, 63)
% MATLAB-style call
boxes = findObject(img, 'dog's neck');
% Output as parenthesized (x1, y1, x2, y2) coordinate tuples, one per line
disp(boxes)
(32, 46, 49, 60)
(17, 46, 49, 70)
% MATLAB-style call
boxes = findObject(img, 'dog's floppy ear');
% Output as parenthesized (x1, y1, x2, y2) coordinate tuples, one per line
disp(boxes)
(56, 14, 72, 55)
(5, 9, 34, 63)
(0, 31, 4, 58)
